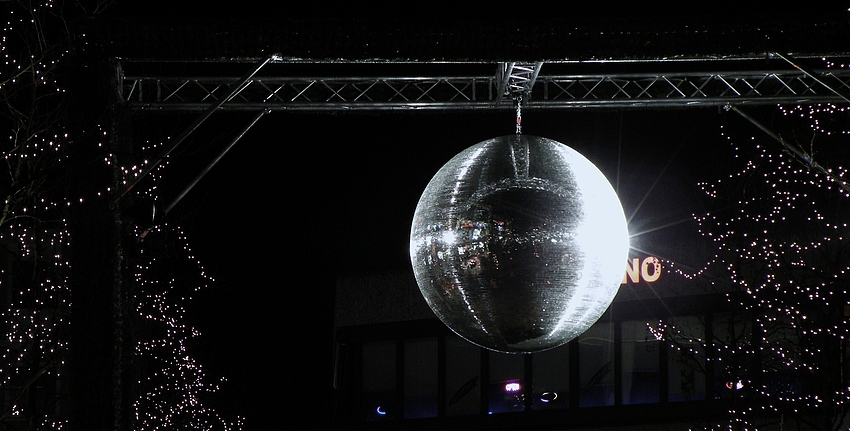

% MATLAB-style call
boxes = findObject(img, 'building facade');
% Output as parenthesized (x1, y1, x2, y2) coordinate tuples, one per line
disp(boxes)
(330, 257, 808, 430)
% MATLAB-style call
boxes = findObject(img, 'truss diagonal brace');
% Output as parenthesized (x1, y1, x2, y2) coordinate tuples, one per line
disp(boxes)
(162, 109, 269, 218)
(117, 55, 278, 202)
(774, 52, 850, 105)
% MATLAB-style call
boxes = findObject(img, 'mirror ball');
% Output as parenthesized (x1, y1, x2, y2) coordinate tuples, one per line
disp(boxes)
(409, 135, 629, 353)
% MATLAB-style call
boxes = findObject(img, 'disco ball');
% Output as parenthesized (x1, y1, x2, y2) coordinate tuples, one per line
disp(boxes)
(409, 135, 629, 354)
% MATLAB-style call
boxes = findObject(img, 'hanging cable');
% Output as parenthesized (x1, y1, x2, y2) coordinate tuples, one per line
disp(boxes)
(515, 94, 523, 135)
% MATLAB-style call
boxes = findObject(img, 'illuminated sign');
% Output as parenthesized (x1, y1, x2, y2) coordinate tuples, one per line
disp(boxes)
(504, 382, 521, 392)
(622, 256, 661, 284)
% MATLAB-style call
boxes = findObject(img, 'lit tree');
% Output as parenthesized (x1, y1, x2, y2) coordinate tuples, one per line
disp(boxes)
(1, 0, 74, 428)
(1, 1, 241, 429)
(127, 223, 243, 431)
(658, 97, 850, 431)
(120, 136, 244, 430)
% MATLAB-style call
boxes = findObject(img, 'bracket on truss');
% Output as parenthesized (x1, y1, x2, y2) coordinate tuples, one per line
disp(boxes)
(496, 62, 544, 106)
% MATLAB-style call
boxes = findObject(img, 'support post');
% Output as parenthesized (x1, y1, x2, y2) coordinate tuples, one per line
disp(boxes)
(162, 109, 269, 218)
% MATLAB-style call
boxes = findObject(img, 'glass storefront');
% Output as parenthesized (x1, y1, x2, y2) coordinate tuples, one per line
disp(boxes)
(352, 310, 761, 422)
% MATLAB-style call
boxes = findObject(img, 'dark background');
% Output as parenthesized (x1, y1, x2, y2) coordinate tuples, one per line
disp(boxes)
(166, 107, 727, 429)
(100, 2, 850, 429)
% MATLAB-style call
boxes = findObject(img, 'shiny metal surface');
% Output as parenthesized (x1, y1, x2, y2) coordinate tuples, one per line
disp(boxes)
(410, 135, 629, 353)
(122, 57, 850, 112)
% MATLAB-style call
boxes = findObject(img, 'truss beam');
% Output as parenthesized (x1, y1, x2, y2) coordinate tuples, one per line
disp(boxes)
(121, 58, 850, 112)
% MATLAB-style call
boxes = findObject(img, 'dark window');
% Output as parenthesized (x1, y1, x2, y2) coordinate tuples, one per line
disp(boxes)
(531, 345, 569, 410)
(666, 315, 707, 402)
(622, 319, 660, 405)
(362, 340, 396, 421)
(579, 321, 615, 407)
(446, 336, 480, 416)
(404, 337, 438, 418)
(488, 351, 524, 414)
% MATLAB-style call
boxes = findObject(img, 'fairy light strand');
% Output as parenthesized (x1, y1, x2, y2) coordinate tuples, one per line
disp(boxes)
(123, 123, 243, 430)
(663, 79, 850, 429)
(2, 1, 241, 429)
(1, 1, 72, 429)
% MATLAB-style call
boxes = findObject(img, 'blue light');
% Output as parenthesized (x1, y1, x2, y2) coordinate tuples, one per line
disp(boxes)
(376, 406, 387, 415)
(540, 391, 558, 403)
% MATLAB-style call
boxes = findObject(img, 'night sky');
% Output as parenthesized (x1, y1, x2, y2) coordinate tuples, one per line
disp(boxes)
(99, 2, 850, 429)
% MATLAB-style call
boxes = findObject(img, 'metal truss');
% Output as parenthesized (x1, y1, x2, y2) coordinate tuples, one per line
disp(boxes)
(121, 57, 850, 112)
(118, 54, 850, 218)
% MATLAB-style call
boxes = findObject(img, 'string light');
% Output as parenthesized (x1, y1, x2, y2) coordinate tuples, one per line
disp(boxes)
(2, 1, 240, 429)
(1, 2, 72, 429)
(123, 134, 242, 429)
(666, 92, 850, 429)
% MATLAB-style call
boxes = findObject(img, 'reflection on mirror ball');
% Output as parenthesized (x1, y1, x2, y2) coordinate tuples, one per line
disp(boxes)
(409, 135, 629, 354)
